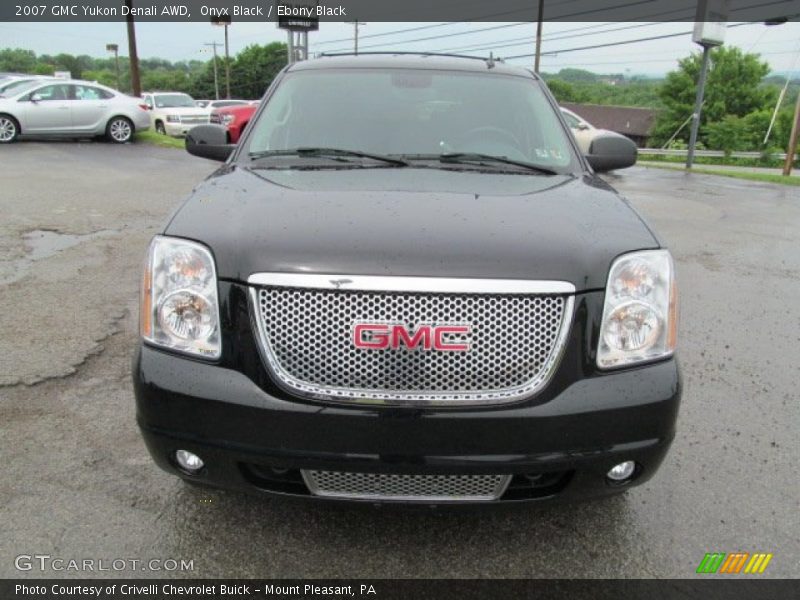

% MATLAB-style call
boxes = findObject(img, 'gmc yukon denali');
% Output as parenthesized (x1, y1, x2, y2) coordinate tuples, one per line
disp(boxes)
(134, 54, 681, 504)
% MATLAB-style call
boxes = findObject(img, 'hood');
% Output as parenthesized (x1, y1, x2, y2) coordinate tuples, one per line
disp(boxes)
(165, 167, 659, 291)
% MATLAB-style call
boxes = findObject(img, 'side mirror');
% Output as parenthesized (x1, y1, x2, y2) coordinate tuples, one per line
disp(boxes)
(577, 123, 590, 131)
(585, 134, 637, 172)
(30, 93, 42, 103)
(185, 125, 234, 162)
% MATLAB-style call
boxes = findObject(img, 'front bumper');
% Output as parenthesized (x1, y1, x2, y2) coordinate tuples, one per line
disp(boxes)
(162, 120, 206, 137)
(134, 340, 681, 504)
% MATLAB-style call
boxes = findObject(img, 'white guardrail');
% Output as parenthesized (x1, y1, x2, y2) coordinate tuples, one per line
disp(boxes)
(639, 148, 789, 160)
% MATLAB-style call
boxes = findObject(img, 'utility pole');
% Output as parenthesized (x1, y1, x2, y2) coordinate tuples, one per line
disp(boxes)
(203, 42, 222, 100)
(534, 0, 544, 73)
(346, 20, 365, 54)
(124, 0, 141, 96)
(224, 23, 231, 99)
(106, 43, 120, 91)
(782, 88, 800, 176)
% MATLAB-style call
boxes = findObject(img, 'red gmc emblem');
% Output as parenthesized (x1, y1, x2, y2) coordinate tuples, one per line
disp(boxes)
(353, 323, 472, 352)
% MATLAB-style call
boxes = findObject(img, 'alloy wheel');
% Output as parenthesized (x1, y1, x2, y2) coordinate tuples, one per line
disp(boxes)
(0, 117, 17, 142)
(109, 118, 132, 143)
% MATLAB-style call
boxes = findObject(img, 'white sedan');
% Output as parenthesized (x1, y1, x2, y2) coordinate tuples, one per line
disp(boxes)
(0, 79, 150, 144)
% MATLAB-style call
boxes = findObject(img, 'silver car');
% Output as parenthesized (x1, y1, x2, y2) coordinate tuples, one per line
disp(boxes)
(0, 79, 150, 144)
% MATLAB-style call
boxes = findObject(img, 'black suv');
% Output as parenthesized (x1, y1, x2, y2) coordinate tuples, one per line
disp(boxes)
(134, 54, 680, 504)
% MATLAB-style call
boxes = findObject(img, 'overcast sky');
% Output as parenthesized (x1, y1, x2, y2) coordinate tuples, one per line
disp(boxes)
(1, 20, 798, 76)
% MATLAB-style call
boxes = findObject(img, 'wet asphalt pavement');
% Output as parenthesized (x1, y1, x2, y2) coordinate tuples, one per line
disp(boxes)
(1, 141, 798, 578)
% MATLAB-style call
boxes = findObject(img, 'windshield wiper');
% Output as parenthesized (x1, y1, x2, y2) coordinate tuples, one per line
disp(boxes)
(248, 147, 409, 167)
(436, 153, 559, 175)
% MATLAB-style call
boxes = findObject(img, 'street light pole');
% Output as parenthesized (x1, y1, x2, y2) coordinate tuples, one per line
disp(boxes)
(106, 43, 120, 91)
(686, 44, 711, 169)
(212, 16, 232, 99)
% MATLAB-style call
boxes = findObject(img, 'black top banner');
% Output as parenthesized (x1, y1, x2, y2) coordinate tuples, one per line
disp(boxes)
(1, 0, 799, 22)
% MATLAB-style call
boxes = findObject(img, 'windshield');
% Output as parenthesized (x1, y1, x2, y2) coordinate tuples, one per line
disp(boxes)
(154, 93, 195, 108)
(243, 68, 578, 172)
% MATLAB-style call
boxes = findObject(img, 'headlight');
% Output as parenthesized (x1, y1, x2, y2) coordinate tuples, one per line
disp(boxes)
(221, 114, 235, 125)
(597, 249, 677, 369)
(165, 115, 181, 123)
(140, 236, 221, 359)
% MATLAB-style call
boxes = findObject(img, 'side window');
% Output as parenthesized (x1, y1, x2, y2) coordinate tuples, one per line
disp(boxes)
(31, 84, 70, 101)
(75, 85, 112, 100)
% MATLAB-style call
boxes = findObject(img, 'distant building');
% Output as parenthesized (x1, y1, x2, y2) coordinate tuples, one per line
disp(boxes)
(561, 102, 658, 148)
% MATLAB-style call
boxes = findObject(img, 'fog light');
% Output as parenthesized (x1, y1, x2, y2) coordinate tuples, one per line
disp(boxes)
(606, 461, 636, 482)
(175, 449, 204, 473)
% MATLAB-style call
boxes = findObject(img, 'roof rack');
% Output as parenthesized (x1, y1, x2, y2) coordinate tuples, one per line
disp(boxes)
(318, 51, 505, 65)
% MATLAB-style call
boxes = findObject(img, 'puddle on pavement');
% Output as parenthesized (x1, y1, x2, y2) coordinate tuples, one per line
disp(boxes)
(1, 229, 118, 285)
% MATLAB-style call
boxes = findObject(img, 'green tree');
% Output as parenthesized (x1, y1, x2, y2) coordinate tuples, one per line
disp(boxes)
(651, 46, 772, 146)
(0, 48, 37, 72)
(228, 42, 287, 99)
(555, 68, 599, 83)
(545, 79, 590, 103)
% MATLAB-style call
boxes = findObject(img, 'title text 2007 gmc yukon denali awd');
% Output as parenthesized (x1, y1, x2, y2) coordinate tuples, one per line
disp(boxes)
(133, 55, 680, 504)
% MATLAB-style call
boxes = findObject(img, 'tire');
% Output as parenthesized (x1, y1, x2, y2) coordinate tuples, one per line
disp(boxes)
(106, 116, 133, 144)
(0, 114, 19, 143)
(155, 120, 166, 135)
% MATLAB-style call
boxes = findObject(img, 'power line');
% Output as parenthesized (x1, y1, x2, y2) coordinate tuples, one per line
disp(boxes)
(502, 22, 756, 61)
(317, 0, 787, 59)
(316, 0, 679, 54)
(321, 22, 530, 54)
(312, 22, 452, 47)
(429, 21, 673, 55)
(527, 49, 800, 69)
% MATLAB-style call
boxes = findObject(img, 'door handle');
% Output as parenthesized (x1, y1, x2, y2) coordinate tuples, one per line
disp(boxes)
(58, 106, 70, 110)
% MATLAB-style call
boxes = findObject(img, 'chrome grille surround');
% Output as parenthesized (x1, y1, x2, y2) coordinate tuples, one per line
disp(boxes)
(248, 274, 575, 407)
(179, 115, 209, 125)
(302, 470, 512, 502)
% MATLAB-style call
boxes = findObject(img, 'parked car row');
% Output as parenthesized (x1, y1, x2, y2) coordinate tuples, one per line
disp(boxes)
(209, 101, 258, 143)
(139, 93, 255, 137)
(0, 75, 265, 144)
(0, 77, 150, 143)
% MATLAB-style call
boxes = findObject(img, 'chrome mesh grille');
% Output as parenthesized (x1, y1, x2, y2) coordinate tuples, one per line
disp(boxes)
(302, 470, 511, 501)
(252, 284, 572, 405)
(180, 115, 209, 124)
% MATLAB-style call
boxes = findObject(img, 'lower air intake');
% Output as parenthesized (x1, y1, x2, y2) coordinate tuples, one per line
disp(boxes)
(301, 470, 511, 502)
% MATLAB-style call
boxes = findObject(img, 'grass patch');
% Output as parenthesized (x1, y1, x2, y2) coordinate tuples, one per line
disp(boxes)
(638, 153, 786, 169)
(135, 130, 185, 149)
(641, 162, 800, 186)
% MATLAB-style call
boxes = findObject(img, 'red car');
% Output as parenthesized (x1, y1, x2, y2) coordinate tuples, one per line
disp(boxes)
(209, 102, 258, 143)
